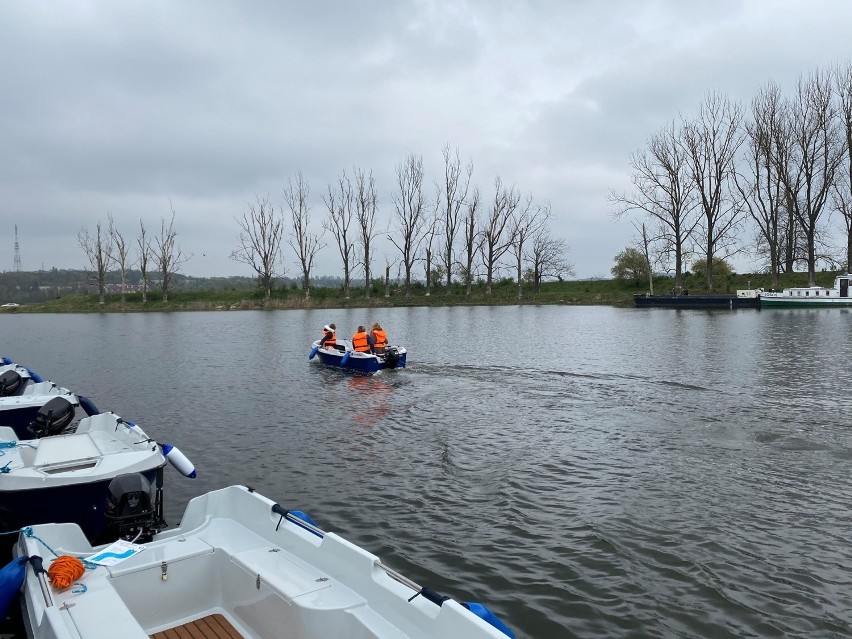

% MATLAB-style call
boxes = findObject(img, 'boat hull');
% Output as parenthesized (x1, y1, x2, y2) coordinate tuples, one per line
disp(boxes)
(759, 296, 852, 307)
(634, 294, 759, 309)
(0, 467, 162, 543)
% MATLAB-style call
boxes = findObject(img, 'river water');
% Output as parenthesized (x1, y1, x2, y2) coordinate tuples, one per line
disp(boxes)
(2, 305, 851, 638)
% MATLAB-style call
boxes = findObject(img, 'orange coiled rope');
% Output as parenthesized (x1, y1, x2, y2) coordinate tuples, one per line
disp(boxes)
(48, 555, 86, 591)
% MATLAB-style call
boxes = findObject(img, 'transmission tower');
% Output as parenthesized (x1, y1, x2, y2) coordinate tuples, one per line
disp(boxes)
(13, 225, 22, 272)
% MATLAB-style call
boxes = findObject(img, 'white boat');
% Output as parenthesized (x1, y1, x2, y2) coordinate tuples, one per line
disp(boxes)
(15, 485, 515, 639)
(0, 411, 177, 546)
(0, 381, 100, 440)
(0, 359, 43, 395)
(759, 273, 852, 307)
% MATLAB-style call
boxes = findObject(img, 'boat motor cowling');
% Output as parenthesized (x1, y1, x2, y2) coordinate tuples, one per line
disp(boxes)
(28, 396, 76, 437)
(0, 370, 23, 396)
(384, 347, 401, 369)
(101, 473, 162, 543)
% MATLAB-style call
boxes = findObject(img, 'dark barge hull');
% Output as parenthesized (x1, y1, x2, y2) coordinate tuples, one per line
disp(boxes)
(634, 294, 759, 309)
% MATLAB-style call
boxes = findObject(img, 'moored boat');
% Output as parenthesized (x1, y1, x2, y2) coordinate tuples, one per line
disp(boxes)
(15, 485, 514, 639)
(759, 273, 852, 307)
(310, 340, 408, 373)
(0, 411, 195, 548)
(0, 384, 100, 440)
(634, 290, 760, 309)
(0, 358, 44, 391)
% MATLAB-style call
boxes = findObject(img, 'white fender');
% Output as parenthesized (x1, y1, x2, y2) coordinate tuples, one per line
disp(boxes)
(161, 444, 197, 478)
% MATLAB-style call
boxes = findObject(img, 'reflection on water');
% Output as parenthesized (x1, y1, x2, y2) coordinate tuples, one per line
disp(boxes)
(348, 374, 395, 428)
(3, 306, 852, 638)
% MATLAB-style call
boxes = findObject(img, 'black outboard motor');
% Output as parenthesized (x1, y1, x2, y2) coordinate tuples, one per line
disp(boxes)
(0, 370, 23, 396)
(28, 396, 76, 437)
(100, 472, 165, 544)
(384, 346, 401, 369)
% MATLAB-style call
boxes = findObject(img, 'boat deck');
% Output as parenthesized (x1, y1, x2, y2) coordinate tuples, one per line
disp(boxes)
(150, 613, 243, 639)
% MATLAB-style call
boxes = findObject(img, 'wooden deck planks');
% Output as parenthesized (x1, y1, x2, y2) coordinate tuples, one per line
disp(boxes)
(150, 613, 243, 639)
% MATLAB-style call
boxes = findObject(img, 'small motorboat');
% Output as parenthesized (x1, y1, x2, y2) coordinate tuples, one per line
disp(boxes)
(0, 381, 100, 440)
(0, 358, 44, 390)
(309, 340, 408, 373)
(0, 411, 195, 548)
(14, 485, 514, 639)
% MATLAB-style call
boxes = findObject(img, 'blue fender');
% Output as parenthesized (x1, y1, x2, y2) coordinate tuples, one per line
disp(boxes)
(78, 395, 100, 416)
(25, 368, 43, 383)
(309, 346, 319, 360)
(463, 602, 515, 638)
(0, 358, 11, 365)
(0, 557, 27, 619)
(340, 352, 351, 366)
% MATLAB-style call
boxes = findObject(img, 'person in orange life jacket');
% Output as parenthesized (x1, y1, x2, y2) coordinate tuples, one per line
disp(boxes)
(351, 325, 373, 353)
(319, 323, 336, 349)
(370, 322, 387, 354)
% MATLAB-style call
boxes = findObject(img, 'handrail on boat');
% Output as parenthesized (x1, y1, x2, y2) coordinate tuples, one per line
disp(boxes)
(269, 503, 445, 605)
(28, 555, 55, 608)
(267, 496, 515, 637)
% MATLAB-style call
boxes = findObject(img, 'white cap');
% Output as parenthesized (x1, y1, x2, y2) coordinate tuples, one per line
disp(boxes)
(323, 325, 332, 331)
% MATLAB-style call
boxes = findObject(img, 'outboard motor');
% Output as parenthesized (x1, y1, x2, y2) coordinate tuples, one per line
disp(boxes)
(0, 370, 23, 396)
(100, 473, 164, 544)
(28, 396, 76, 437)
(384, 346, 401, 369)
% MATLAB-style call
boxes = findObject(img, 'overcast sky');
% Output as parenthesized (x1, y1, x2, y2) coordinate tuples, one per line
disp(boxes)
(1, 0, 850, 280)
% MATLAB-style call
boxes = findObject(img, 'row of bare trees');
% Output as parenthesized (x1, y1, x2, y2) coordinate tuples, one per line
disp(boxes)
(233, 144, 573, 304)
(612, 62, 852, 290)
(78, 208, 187, 304)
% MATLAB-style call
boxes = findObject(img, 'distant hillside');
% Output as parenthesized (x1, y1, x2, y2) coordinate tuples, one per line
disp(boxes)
(0, 270, 366, 304)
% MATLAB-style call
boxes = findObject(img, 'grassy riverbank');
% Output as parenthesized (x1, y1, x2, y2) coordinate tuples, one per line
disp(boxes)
(1, 271, 843, 313)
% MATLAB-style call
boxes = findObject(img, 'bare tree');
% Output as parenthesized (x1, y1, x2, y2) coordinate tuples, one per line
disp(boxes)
(682, 91, 745, 290)
(438, 144, 472, 293)
(421, 203, 440, 296)
(107, 213, 131, 306)
(779, 69, 844, 285)
(461, 186, 481, 296)
(383, 258, 397, 298)
(610, 120, 698, 289)
(78, 220, 114, 305)
(735, 82, 786, 288)
(527, 227, 573, 293)
(481, 176, 520, 294)
(154, 207, 189, 303)
(323, 171, 356, 299)
(231, 195, 285, 305)
(509, 195, 548, 301)
(634, 221, 661, 294)
(834, 63, 852, 270)
(136, 220, 152, 304)
(284, 171, 324, 299)
(354, 167, 379, 298)
(389, 153, 426, 298)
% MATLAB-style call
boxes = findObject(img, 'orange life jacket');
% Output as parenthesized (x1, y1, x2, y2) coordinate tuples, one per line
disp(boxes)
(352, 331, 370, 352)
(322, 330, 336, 348)
(371, 329, 387, 351)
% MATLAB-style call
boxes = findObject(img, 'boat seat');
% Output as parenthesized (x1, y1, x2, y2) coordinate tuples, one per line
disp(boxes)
(230, 547, 338, 603)
(88, 430, 134, 455)
(56, 562, 150, 639)
(0, 426, 19, 442)
(33, 433, 100, 466)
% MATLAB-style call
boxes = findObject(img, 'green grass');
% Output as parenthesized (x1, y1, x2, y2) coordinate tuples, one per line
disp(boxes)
(2, 271, 843, 313)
